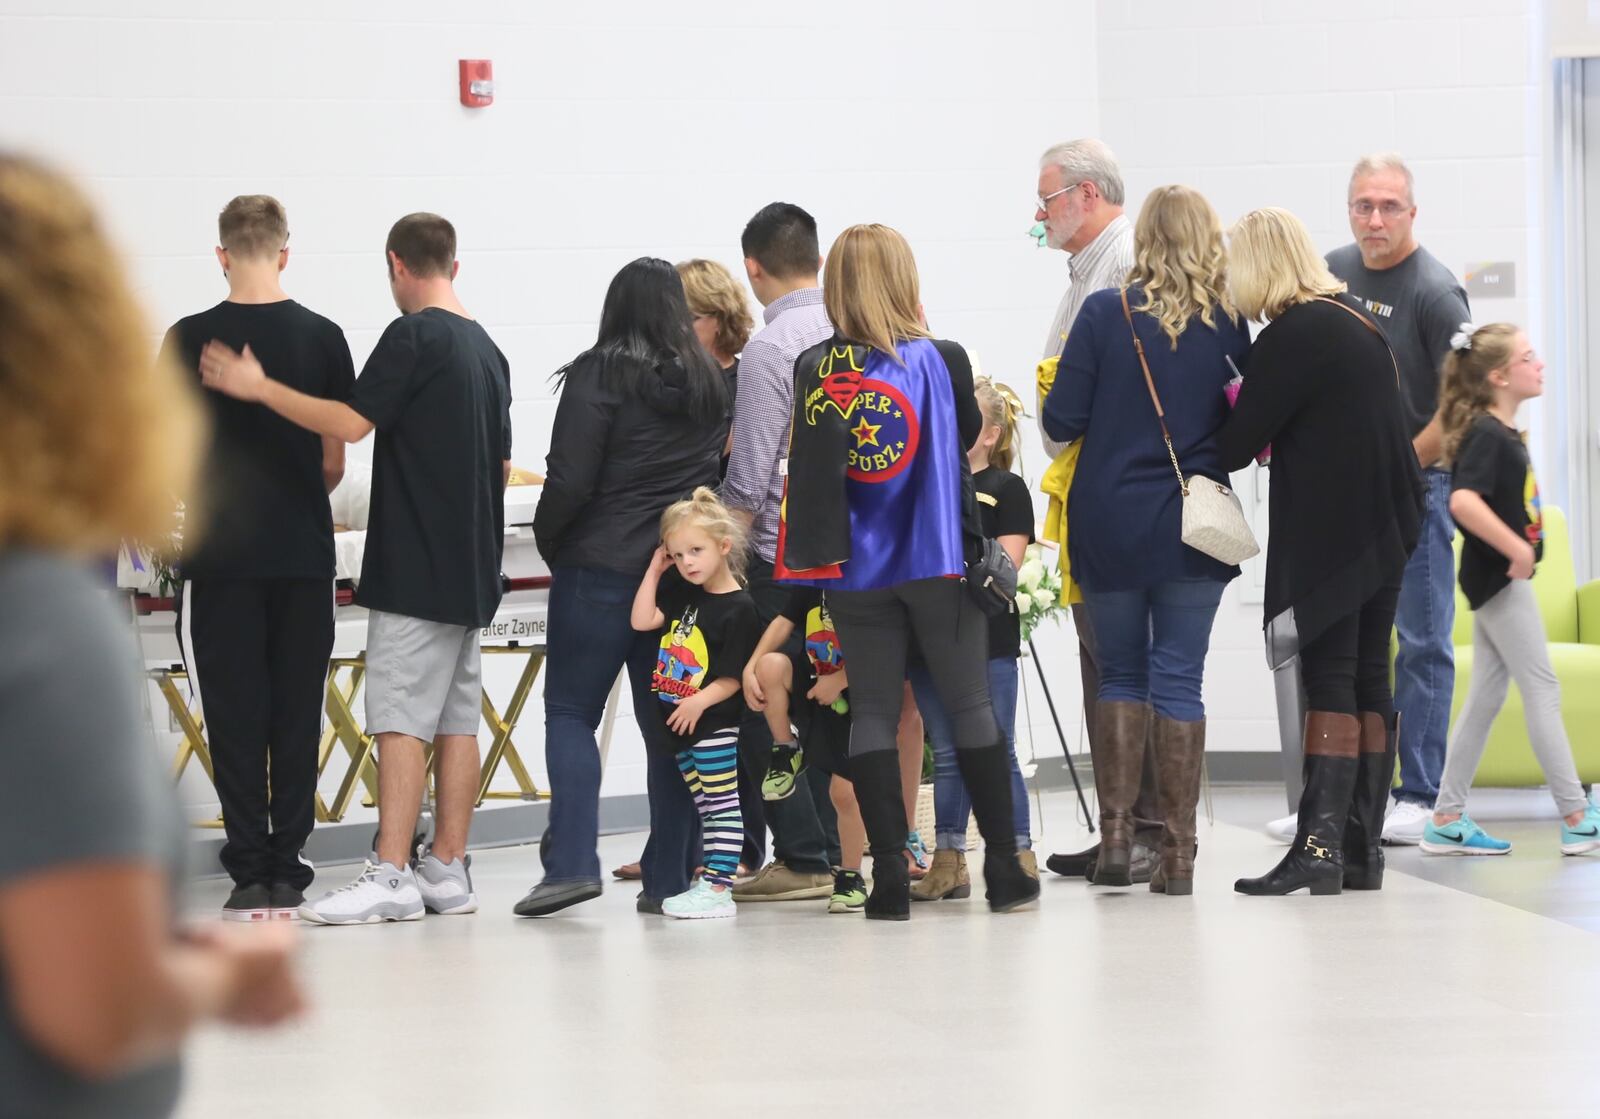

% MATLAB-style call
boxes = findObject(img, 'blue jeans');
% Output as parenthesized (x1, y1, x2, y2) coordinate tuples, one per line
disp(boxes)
(1082, 578, 1226, 722)
(541, 566, 697, 893)
(1392, 468, 1456, 807)
(911, 658, 1030, 851)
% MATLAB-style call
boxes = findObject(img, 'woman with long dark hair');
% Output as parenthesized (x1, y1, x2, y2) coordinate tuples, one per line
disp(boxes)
(779, 224, 1039, 919)
(518, 257, 730, 917)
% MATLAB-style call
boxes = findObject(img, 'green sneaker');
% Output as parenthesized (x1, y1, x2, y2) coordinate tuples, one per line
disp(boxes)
(663, 878, 736, 920)
(761, 738, 804, 801)
(828, 869, 867, 914)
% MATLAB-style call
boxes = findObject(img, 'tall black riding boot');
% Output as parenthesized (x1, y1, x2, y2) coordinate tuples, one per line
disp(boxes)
(955, 743, 1040, 913)
(852, 751, 910, 921)
(1343, 711, 1398, 890)
(1235, 712, 1361, 897)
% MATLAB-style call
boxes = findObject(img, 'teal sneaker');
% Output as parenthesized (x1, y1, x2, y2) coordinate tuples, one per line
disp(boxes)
(828, 869, 867, 914)
(1560, 801, 1600, 855)
(663, 878, 736, 920)
(1420, 814, 1512, 856)
(761, 737, 804, 802)
(906, 830, 930, 873)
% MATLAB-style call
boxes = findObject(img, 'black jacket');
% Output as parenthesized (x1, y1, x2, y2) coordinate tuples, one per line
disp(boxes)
(1215, 296, 1424, 645)
(534, 353, 728, 577)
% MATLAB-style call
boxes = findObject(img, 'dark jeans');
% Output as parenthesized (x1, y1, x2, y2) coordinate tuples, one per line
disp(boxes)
(180, 577, 333, 890)
(912, 657, 1030, 849)
(1392, 468, 1456, 806)
(1082, 577, 1227, 722)
(828, 577, 998, 757)
(541, 565, 696, 888)
(1298, 578, 1403, 718)
(739, 555, 833, 874)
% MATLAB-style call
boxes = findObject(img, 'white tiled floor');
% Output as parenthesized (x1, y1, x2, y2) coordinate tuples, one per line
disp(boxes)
(176, 788, 1600, 1118)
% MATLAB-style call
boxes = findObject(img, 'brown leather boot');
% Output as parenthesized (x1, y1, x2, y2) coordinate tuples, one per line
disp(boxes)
(1091, 701, 1151, 887)
(1149, 715, 1205, 896)
(910, 849, 970, 901)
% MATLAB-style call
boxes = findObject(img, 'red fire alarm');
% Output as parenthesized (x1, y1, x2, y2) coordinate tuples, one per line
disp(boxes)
(459, 60, 494, 108)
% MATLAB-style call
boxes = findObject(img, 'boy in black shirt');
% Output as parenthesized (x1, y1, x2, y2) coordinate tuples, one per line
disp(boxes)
(162, 195, 353, 921)
(200, 213, 513, 925)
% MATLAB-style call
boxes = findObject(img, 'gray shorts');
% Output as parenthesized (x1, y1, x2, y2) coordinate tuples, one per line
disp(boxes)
(364, 610, 482, 740)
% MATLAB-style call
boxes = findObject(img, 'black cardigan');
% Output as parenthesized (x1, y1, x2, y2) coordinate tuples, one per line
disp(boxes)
(1215, 296, 1424, 645)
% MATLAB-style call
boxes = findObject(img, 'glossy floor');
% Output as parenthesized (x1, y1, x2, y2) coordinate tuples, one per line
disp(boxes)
(177, 786, 1600, 1118)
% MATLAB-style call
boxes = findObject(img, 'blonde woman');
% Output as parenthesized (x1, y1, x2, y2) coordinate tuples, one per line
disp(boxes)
(1040, 185, 1249, 895)
(0, 155, 303, 1117)
(779, 224, 1039, 919)
(1217, 207, 1423, 897)
(677, 258, 754, 476)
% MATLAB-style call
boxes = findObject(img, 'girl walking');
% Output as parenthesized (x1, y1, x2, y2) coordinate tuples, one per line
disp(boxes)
(632, 488, 762, 917)
(1422, 324, 1600, 856)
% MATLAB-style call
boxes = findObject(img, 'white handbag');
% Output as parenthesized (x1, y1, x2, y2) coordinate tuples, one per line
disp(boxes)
(1121, 289, 1260, 567)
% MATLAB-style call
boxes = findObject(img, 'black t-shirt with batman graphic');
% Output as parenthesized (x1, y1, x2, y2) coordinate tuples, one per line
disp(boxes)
(648, 569, 760, 748)
(1452, 414, 1543, 610)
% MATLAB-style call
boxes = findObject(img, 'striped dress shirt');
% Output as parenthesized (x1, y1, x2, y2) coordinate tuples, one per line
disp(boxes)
(1038, 214, 1135, 459)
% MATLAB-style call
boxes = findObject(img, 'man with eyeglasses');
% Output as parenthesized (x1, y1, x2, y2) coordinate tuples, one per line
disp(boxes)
(1030, 140, 1163, 885)
(1309, 152, 1470, 847)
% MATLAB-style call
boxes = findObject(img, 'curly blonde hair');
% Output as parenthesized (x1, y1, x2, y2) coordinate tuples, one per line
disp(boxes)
(659, 486, 749, 583)
(676, 258, 754, 361)
(0, 154, 203, 553)
(1128, 185, 1237, 349)
(1439, 323, 1521, 467)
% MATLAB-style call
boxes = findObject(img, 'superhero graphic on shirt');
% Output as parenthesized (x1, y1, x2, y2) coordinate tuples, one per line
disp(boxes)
(1524, 455, 1544, 545)
(653, 606, 709, 705)
(804, 600, 845, 676)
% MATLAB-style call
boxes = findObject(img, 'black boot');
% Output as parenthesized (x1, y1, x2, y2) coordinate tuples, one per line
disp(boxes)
(1344, 711, 1397, 891)
(1235, 712, 1361, 897)
(955, 744, 1040, 913)
(851, 751, 909, 921)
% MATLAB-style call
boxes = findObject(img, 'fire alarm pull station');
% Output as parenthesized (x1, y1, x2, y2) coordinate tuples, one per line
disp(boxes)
(460, 60, 494, 107)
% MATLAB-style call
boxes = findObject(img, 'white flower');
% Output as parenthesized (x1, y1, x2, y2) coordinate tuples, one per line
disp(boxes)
(1014, 591, 1034, 615)
(1018, 558, 1045, 591)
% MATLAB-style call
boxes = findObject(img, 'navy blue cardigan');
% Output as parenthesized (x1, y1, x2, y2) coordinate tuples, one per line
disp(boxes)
(1042, 285, 1250, 593)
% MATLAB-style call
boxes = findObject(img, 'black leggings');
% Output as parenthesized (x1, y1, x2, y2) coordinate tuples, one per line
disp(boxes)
(827, 577, 998, 757)
(1297, 579, 1402, 717)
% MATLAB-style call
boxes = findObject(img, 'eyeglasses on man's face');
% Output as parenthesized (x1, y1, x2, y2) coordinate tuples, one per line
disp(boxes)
(1037, 182, 1083, 212)
(1348, 200, 1411, 220)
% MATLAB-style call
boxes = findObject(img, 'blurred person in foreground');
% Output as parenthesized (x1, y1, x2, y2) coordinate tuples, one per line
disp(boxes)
(0, 154, 304, 1118)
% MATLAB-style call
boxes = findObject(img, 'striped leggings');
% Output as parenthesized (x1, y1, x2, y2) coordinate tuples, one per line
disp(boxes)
(675, 728, 744, 888)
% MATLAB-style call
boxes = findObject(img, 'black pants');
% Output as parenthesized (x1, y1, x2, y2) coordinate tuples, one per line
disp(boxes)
(739, 556, 836, 873)
(1297, 579, 1403, 718)
(828, 577, 999, 757)
(180, 578, 335, 890)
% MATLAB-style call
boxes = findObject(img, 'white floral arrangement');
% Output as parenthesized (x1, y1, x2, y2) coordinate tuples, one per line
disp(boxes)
(1014, 542, 1066, 642)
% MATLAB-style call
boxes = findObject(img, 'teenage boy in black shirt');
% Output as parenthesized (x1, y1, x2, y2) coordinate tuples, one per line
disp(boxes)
(201, 213, 513, 926)
(162, 195, 353, 922)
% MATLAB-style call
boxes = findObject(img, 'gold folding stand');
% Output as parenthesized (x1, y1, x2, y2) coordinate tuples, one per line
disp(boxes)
(476, 642, 548, 804)
(315, 656, 380, 823)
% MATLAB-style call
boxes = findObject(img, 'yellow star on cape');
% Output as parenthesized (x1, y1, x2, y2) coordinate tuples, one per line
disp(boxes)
(851, 417, 882, 448)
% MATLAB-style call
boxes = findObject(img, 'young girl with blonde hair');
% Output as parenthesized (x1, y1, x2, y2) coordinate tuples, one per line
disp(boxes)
(632, 488, 761, 917)
(1421, 324, 1600, 856)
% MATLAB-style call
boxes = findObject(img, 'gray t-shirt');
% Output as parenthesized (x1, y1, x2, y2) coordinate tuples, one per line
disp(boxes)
(1325, 243, 1471, 439)
(0, 551, 186, 1119)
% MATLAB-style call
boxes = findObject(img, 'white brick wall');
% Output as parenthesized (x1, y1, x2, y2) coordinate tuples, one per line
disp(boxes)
(0, 0, 1552, 813)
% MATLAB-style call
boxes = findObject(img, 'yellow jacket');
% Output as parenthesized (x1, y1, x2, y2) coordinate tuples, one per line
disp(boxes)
(1037, 355, 1083, 607)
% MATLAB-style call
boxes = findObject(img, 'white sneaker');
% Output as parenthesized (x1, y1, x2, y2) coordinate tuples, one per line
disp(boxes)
(414, 845, 478, 915)
(1264, 813, 1297, 844)
(1382, 800, 1431, 846)
(299, 857, 424, 925)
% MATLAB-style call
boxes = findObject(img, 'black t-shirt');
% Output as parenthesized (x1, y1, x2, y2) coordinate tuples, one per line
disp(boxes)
(348, 309, 513, 628)
(974, 466, 1035, 659)
(648, 570, 759, 747)
(780, 587, 846, 682)
(161, 300, 354, 580)
(1452, 415, 1544, 610)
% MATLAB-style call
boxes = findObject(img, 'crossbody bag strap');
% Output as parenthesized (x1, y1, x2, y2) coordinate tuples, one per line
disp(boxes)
(1313, 295, 1402, 387)
(1121, 287, 1189, 497)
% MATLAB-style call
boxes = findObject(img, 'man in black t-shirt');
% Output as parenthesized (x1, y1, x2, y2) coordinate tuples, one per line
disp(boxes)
(201, 213, 513, 926)
(162, 195, 353, 922)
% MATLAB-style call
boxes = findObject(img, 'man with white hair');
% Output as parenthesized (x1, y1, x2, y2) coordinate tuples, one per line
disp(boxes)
(1314, 153, 1470, 848)
(1031, 139, 1162, 884)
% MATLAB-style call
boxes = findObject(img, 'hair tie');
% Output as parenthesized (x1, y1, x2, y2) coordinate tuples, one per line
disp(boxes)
(1450, 322, 1477, 352)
